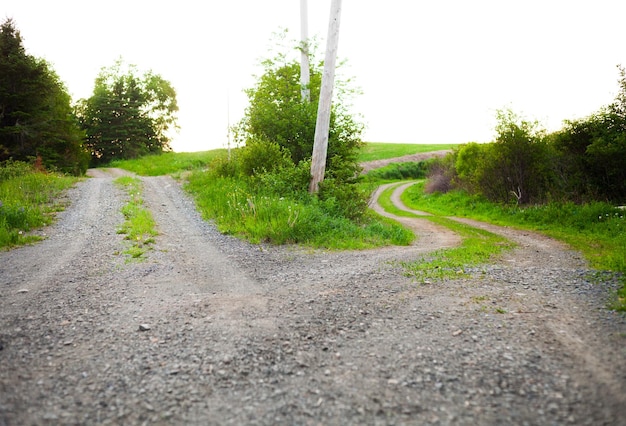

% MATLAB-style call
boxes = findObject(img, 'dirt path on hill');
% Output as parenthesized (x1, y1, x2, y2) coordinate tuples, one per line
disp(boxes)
(0, 169, 624, 425)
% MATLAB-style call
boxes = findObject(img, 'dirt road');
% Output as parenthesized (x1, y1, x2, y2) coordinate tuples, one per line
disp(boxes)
(1, 171, 624, 425)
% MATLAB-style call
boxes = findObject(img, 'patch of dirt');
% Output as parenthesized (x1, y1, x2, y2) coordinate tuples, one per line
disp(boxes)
(0, 168, 624, 425)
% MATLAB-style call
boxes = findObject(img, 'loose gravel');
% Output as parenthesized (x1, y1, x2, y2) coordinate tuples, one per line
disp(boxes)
(1, 170, 625, 426)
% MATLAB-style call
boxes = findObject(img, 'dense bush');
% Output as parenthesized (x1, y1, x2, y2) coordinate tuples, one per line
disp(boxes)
(425, 67, 626, 205)
(230, 34, 368, 219)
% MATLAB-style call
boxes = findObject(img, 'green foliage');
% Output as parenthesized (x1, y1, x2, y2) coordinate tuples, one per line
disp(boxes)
(0, 19, 88, 175)
(550, 108, 626, 202)
(0, 161, 78, 248)
(474, 110, 552, 204)
(76, 59, 178, 166)
(237, 137, 293, 177)
(114, 176, 157, 260)
(358, 143, 457, 162)
(184, 165, 413, 249)
(109, 150, 228, 177)
(236, 33, 363, 187)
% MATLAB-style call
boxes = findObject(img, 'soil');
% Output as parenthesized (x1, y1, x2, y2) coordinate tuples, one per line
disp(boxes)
(1, 164, 625, 425)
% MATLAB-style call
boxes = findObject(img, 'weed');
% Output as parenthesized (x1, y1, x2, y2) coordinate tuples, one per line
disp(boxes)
(114, 177, 157, 261)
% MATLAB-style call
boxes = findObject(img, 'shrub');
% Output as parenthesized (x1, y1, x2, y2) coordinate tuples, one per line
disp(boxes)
(238, 137, 293, 177)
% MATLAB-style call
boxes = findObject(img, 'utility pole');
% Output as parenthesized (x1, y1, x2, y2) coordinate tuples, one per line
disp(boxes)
(300, 0, 310, 102)
(309, 0, 342, 193)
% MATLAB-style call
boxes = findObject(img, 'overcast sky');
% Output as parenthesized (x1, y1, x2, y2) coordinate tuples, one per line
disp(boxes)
(3, 1, 626, 152)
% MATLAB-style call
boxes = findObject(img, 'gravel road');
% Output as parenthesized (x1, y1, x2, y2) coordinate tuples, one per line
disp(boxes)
(1, 169, 625, 425)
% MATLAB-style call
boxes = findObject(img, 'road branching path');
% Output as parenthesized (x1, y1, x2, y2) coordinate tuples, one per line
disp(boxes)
(1, 171, 624, 425)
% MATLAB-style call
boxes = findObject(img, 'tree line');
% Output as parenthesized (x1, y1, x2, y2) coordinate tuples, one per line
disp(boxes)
(0, 19, 178, 174)
(425, 68, 626, 205)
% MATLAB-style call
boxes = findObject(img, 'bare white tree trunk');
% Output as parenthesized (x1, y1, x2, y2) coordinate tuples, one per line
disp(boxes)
(309, 0, 342, 193)
(300, 0, 310, 103)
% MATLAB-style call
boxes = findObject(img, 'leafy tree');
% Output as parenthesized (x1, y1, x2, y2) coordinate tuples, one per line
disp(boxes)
(0, 18, 88, 174)
(447, 110, 552, 204)
(237, 37, 363, 185)
(488, 109, 552, 204)
(76, 60, 178, 165)
(550, 65, 626, 202)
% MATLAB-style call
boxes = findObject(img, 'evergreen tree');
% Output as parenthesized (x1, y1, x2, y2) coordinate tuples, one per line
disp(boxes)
(0, 18, 87, 174)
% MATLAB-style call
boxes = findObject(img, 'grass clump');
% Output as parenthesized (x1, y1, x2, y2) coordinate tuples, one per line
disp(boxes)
(0, 161, 78, 248)
(114, 176, 157, 260)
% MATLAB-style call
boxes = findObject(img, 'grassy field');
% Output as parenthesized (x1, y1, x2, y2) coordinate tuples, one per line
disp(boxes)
(109, 150, 228, 176)
(358, 142, 458, 162)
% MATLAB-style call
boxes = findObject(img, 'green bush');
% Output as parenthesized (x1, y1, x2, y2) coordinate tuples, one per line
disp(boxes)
(238, 137, 293, 177)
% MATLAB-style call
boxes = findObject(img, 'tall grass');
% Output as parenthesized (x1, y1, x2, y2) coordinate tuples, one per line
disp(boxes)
(185, 171, 413, 249)
(359, 143, 457, 162)
(0, 161, 78, 248)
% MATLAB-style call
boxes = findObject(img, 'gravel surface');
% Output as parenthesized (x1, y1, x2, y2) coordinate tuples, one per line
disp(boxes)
(1, 169, 625, 425)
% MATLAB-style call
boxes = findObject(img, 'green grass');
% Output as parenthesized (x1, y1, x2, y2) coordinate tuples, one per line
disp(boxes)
(114, 176, 158, 260)
(185, 172, 414, 249)
(0, 161, 79, 248)
(109, 150, 228, 177)
(358, 142, 458, 162)
(402, 181, 626, 310)
(375, 182, 515, 282)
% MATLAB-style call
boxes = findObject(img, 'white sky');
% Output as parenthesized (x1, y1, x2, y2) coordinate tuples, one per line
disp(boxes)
(3, 1, 626, 152)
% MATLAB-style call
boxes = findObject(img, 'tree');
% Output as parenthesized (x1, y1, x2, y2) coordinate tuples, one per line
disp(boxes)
(549, 65, 626, 202)
(76, 60, 178, 165)
(237, 34, 363, 185)
(0, 18, 88, 174)
(449, 110, 552, 204)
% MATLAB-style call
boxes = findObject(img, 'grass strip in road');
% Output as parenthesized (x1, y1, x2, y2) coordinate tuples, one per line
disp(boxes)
(376, 182, 515, 283)
(401, 216, 515, 283)
(114, 176, 157, 260)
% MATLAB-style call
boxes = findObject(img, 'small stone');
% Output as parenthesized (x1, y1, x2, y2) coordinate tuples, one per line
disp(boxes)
(138, 324, 151, 331)
(452, 329, 463, 336)
(17, 289, 29, 294)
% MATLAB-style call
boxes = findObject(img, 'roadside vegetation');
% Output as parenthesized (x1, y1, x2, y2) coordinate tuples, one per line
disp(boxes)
(114, 176, 157, 260)
(0, 161, 78, 248)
